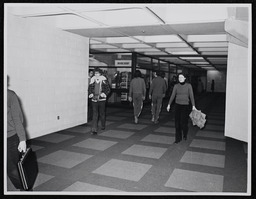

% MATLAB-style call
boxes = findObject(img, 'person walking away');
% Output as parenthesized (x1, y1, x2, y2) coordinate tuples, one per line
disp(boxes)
(7, 86, 27, 190)
(88, 68, 111, 135)
(149, 71, 167, 123)
(167, 73, 197, 143)
(129, 70, 146, 124)
(211, 80, 215, 92)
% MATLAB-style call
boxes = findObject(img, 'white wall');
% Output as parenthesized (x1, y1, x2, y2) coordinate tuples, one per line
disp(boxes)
(225, 42, 250, 142)
(6, 12, 89, 139)
(206, 70, 226, 92)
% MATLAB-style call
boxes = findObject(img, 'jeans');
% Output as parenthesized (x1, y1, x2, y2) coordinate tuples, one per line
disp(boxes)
(7, 134, 23, 189)
(92, 100, 106, 131)
(175, 103, 190, 142)
(132, 93, 143, 117)
(151, 95, 163, 120)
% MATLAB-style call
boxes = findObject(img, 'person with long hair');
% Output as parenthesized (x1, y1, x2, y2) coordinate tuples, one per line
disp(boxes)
(129, 70, 146, 124)
(167, 73, 197, 143)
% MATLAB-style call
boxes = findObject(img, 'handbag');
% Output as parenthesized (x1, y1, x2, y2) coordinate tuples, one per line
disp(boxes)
(17, 147, 38, 190)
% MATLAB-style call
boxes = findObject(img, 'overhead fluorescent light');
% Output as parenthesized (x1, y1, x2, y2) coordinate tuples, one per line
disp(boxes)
(144, 52, 168, 55)
(90, 44, 118, 48)
(156, 42, 188, 48)
(193, 42, 228, 47)
(187, 34, 227, 42)
(122, 43, 151, 48)
(181, 57, 204, 60)
(191, 61, 209, 64)
(171, 51, 198, 55)
(105, 48, 130, 52)
(134, 48, 160, 52)
(134, 35, 182, 43)
(165, 47, 194, 52)
(198, 47, 228, 51)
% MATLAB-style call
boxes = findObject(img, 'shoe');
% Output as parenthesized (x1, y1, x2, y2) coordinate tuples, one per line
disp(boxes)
(183, 136, 187, 140)
(91, 131, 97, 135)
(134, 116, 138, 124)
(154, 120, 159, 124)
(174, 140, 180, 144)
(151, 116, 155, 122)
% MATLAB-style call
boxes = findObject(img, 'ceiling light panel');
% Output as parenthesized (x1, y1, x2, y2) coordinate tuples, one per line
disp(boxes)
(201, 51, 228, 55)
(180, 57, 204, 60)
(122, 43, 151, 48)
(156, 42, 188, 48)
(187, 34, 227, 42)
(90, 44, 118, 48)
(134, 48, 160, 52)
(80, 8, 160, 27)
(193, 42, 228, 48)
(144, 52, 168, 55)
(165, 47, 194, 52)
(134, 35, 182, 43)
(106, 48, 130, 52)
(191, 61, 209, 64)
(198, 47, 228, 51)
(171, 51, 198, 55)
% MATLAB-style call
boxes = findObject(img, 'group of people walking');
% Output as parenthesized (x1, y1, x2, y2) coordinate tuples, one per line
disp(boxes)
(88, 68, 197, 144)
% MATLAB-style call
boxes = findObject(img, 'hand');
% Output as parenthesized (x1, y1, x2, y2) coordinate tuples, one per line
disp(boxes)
(192, 106, 197, 111)
(149, 95, 152, 100)
(89, 94, 93, 98)
(18, 141, 26, 153)
(142, 96, 145, 100)
(167, 104, 170, 112)
(128, 97, 132, 102)
(100, 93, 106, 98)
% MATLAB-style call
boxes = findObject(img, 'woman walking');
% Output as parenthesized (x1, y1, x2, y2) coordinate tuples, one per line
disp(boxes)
(167, 73, 197, 143)
(129, 70, 146, 124)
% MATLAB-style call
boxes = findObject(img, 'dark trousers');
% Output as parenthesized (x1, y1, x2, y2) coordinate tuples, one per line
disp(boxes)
(175, 104, 190, 142)
(151, 95, 163, 120)
(7, 134, 23, 189)
(92, 100, 106, 131)
(88, 98, 93, 121)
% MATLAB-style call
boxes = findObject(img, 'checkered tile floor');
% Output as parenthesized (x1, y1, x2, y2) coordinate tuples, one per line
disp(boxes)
(10, 93, 248, 193)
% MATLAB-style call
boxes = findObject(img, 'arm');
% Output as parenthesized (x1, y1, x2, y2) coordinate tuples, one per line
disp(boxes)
(142, 79, 146, 100)
(168, 85, 177, 106)
(129, 80, 133, 101)
(188, 84, 195, 107)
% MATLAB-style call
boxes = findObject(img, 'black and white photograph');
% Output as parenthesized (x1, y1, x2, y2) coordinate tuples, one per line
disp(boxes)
(3, 2, 252, 196)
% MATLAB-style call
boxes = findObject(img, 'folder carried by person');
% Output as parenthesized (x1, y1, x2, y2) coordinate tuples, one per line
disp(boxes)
(18, 147, 38, 190)
(189, 109, 206, 129)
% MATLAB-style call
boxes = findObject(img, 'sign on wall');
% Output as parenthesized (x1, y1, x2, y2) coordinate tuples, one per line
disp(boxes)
(115, 60, 132, 67)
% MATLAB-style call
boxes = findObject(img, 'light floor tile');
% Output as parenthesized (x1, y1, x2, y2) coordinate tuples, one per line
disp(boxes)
(204, 124, 224, 132)
(165, 169, 223, 192)
(138, 118, 154, 124)
(107, 116, 127, 121)
(122, 144, 167, 159)
(141, 134, 175, 145)
(30, 145, 44, 151)
(63, 181, 123, 192)
(73, 138, 117, 151)
(33, 173, 55, 188)
(92, 159, 152, 181)
(196, 131, 225, 139)
(190, 139, 225, 151)
(117, 123, 147, 130)
(35, 133, 74, 143)
(154, 127, 175, 134)
(180, 151, 225, 168)
(38, 150, 93, 168)
(66, 126, 91, 133)
(99, 130, 135, 139)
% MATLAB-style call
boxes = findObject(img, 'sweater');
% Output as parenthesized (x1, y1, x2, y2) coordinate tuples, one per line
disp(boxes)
(149, 76, 167, 96)
(7, 89, 26, 141)
(129, 77, 146, 97)
(168, 83, 195, 106)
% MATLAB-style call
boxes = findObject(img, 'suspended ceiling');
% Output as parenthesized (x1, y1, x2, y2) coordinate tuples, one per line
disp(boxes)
(8, 3, 249, 71)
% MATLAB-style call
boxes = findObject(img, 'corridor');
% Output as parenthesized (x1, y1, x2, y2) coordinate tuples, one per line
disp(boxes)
(19, 93, 247, 194)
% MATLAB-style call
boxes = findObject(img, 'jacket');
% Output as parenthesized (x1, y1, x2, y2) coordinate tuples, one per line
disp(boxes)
(88, 76, 111, 102)
(149, 76, 167, 96)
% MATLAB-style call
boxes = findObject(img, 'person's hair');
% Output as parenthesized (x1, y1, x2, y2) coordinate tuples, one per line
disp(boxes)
(94, 67, 102, 74)
(177, 73, 186, 79)
(161, 71, 165, 78)
(134, 70, 142, 78)
(156, 71, 161, 76)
